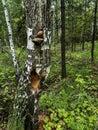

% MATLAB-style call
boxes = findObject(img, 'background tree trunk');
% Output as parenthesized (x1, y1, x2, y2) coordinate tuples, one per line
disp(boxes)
(61, 0, 66, 78)
(55, 0, 59, 44)
(82, 0, 87, 51)
(91, 0, 97, 62)
(2, 0, 19, 76)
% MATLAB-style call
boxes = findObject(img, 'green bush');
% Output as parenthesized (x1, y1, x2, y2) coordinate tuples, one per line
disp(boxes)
(39, 74, 98, 130)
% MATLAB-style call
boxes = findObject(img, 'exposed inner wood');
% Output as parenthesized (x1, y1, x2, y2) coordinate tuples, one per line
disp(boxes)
(30, 68, 40, 92)
(30, 68, 47, 92)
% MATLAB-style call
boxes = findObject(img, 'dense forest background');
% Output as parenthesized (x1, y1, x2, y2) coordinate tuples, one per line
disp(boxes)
(0, 0, 98, 130)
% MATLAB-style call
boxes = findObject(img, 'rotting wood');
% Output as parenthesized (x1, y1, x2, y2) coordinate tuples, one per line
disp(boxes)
(30, 68, 41, 93)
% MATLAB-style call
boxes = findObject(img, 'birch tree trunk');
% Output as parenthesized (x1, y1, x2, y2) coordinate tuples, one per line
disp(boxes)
(8, 0, 51, 130)
(2, 0, 19, 76)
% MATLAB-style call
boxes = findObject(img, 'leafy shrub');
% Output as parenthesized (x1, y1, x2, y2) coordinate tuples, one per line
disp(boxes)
(0, 68, 16, 128)
(39, 74, 98, 130)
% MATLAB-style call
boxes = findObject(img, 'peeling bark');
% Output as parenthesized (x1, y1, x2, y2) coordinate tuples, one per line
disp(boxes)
(8, 0, 51, 130)
(24, 0, 51, 128)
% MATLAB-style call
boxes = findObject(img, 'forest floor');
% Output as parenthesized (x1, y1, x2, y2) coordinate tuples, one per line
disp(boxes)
(39, 42, 98, 130)
(0, 42, 98, 130)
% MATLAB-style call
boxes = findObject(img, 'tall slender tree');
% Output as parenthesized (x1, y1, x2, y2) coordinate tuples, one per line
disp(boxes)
(55, 0, 60, 44)
(61, 0, 66, 78)
(82, 0, 87, 51)
(2, 0, 19, 76)
(91, 0, 97, 62)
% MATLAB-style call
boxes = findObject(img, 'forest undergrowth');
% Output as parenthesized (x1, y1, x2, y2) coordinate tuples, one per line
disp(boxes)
(39, 42, 98, 130)
(0, 42, 98, 130)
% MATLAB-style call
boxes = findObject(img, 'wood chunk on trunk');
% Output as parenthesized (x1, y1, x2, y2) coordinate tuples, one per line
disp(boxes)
(36, 30, 43, 38)
(32, 37, 44, 45)
(32, 29, 44, 45)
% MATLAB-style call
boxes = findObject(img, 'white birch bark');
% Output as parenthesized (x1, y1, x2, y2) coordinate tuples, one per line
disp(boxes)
(8, 0, 51, 129)
(23, 1, 51, 127)
(2, 0, 19, 76)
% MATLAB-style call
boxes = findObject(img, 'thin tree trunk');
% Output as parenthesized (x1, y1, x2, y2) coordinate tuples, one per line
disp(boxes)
(71, 0, 74, 52)
(51, 3, 55, 45)
(91, 0, 97, 62)
(61, 0, 66, 78)
(82, 0, 87, 51)
(2, 0, 19, 76)
(55, 0, 59, 44)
